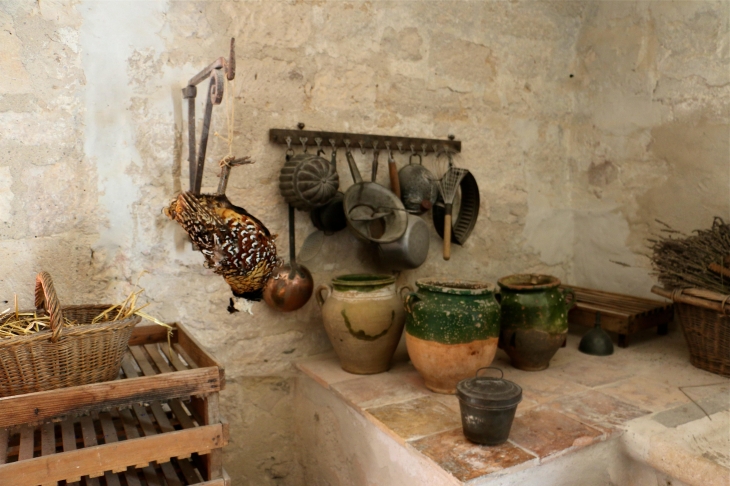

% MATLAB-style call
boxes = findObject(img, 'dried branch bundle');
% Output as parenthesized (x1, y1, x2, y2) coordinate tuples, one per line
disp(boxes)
(649, 217, 730, 294)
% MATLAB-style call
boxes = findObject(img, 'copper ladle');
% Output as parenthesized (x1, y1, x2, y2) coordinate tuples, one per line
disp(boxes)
(263, 205, 314, 311)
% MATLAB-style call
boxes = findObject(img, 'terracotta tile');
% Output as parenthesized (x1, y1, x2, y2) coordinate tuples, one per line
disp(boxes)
(640, 361, 730, 389)
(550, 358, 635, 387)
(598, 376, 690, 412)
(410, 428, 537, 482)
(367, 396, 462, 441)
(331, 371, 428, 409)
(548, 390, 651, 431)
(296, 354, 362, 389)
(510, 373, 590, 405)
(508, 408, 603, 459)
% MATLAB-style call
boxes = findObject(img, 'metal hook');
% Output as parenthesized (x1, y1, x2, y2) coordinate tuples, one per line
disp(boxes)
(421, 143, 428, 157)
(410, 144, 416, 155)
(300, 137, 308, 152)
(285, 136, 294, 156)
(329, 138, 337, 155)
(372, 140, 379, 151)
(397, 142, 404, 154)
(344, 139, 351, 154)
(432, 143, 441, 157)
(358, 140, 366, 154)
(384, 141, 392, 159)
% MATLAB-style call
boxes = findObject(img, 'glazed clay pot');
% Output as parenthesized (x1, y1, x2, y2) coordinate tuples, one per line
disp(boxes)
(404, 279, 501, 394)
(317, 274, 409, 374)
(498, 274, 575, 371)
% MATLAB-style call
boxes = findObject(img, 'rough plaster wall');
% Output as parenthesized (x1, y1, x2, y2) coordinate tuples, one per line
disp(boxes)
(566, 1, 730, 297)
(0, 0, 727, 484)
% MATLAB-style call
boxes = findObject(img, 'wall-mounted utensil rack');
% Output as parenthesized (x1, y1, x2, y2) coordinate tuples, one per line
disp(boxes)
(269, 129, 461, 155)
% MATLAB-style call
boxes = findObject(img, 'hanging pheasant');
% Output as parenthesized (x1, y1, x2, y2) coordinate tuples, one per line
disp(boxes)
(164, 158, 278, 302)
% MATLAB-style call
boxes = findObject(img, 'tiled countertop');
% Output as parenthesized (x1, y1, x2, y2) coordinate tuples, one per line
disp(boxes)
(297, 328, 730, 485)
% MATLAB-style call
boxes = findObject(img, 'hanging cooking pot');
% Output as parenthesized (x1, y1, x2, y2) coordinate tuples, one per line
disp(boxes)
(343, 148, 407, 244)
(377, 149, 429, 270)
(279, 143, 339, 211)
(399, 153, 438, 214)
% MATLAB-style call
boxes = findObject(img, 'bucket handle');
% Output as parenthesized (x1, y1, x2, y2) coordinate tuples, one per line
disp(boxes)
(315, 284, 332, 308)
(475, 366, 504, 380)
(398, 285, 413, 301)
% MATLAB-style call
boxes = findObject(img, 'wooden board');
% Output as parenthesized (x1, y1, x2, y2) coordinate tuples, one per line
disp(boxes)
(563, 285, 674, 347)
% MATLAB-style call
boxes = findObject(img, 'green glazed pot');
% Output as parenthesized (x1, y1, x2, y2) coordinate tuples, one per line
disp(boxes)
(317, 274, 410, 374)
(498, 274, 575, 371)
(404, 279, 501, 394)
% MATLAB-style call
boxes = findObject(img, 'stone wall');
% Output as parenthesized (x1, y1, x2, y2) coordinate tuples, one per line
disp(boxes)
(0, 1, 726, 484)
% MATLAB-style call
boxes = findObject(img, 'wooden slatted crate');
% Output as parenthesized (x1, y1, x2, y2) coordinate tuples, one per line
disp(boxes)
(563, 285, 674, 348)
(0, 323, 229, 486)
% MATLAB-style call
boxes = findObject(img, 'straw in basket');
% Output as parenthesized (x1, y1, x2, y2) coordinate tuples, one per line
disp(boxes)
(0, 272, 140, 397)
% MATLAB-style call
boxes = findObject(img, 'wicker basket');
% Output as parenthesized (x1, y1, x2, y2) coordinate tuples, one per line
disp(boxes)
(0, 272, 140, 397)
(676, 302, 730, 378)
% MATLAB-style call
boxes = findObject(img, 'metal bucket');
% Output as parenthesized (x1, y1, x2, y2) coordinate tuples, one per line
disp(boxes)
(456, 367, 522, 445)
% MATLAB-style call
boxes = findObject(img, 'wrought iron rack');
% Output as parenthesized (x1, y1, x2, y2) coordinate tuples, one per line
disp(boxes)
(269, 128, 461, 155)
(183, 38, 236, 195)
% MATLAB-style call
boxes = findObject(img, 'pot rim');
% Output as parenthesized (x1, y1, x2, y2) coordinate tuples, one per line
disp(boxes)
(332, 273, 395, 287)
(415, 278, 497, 295)
(498, 274, 561, 291)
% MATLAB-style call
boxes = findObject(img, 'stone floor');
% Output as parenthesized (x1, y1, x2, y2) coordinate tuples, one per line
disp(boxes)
(297, 325, 730, 485)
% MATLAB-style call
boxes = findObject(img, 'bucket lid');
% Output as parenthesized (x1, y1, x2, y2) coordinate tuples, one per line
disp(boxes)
(456, 367, 522, 408)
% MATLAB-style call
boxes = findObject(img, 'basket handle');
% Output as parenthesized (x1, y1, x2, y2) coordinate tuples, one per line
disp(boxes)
(34, 272, 64, 343)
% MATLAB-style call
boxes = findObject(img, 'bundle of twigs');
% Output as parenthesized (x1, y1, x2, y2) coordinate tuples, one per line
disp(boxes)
(649, 217, 730, 294)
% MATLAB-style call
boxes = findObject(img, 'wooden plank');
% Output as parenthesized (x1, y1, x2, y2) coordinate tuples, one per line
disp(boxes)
(177, 457, 203, 484)
(118, 409, 159, 484)
(131, 403, 183, 486)
(129, 346, 160, 376)
(169, 400, 196, 429)
(174, 343, 199, 369)
(61, 419, 81, 484)
(167, 344, 191, 372)
(17, 425, 34, 462)
(40, 422, 55, 457)
(128, 324, 178, 346)
(145, 343, 175, 373)
(0, 424, 226, 486)
(79, 416, 103, 485)
(0, 428, 8, 465)
(572, 302, 633, 318)
(567, 285, 671, 306)
(99, 412, 141, 486)
(0, 367, 221, 427)
(177, 323, 225, 388)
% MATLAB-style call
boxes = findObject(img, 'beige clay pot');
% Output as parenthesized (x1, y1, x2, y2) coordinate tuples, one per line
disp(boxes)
(316, 274, 409, 374)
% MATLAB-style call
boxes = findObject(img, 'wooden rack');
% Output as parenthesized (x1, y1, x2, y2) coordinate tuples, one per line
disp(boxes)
(0, 323, 229, 486)
(564, 285, 674, 348)
(269, 128, 461, 154)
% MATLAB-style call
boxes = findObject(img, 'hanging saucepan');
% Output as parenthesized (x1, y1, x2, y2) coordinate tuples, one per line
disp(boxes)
(399, 153, 439, 215)
(433, 170, 480, 245)
(343, 148, 407, 244)
(377, 149, 429, 270)
(279, 140, 339, 211)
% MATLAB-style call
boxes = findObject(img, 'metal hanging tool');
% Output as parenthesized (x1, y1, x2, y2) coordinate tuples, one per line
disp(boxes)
(182, 38, 236, 195)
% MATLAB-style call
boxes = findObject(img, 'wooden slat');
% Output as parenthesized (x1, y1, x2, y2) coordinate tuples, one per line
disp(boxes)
(61, 419, 81, 484)
(174, 343, 199, 370)
(18, 425, 34, 462)
(40, 423, 55, 456)
(178, 458, 204, 484)
(129, 346, 159, 376)
(145, 343, 175, 373)
(132, 404, 184, 486)
(567, 285, 670, 306)
(0, 424, 226, 486)
(100, 412, 141, 486)
(169, 400, 196, 429)
(128, 324, 178, 346)
(177, 324, 225, 388)
(572, 302, 633, 318)
(118, 409, 160, 484)
(0, 428, 8, 465)
(79, 416, 103, 485)
(0, 367, 221, 427)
